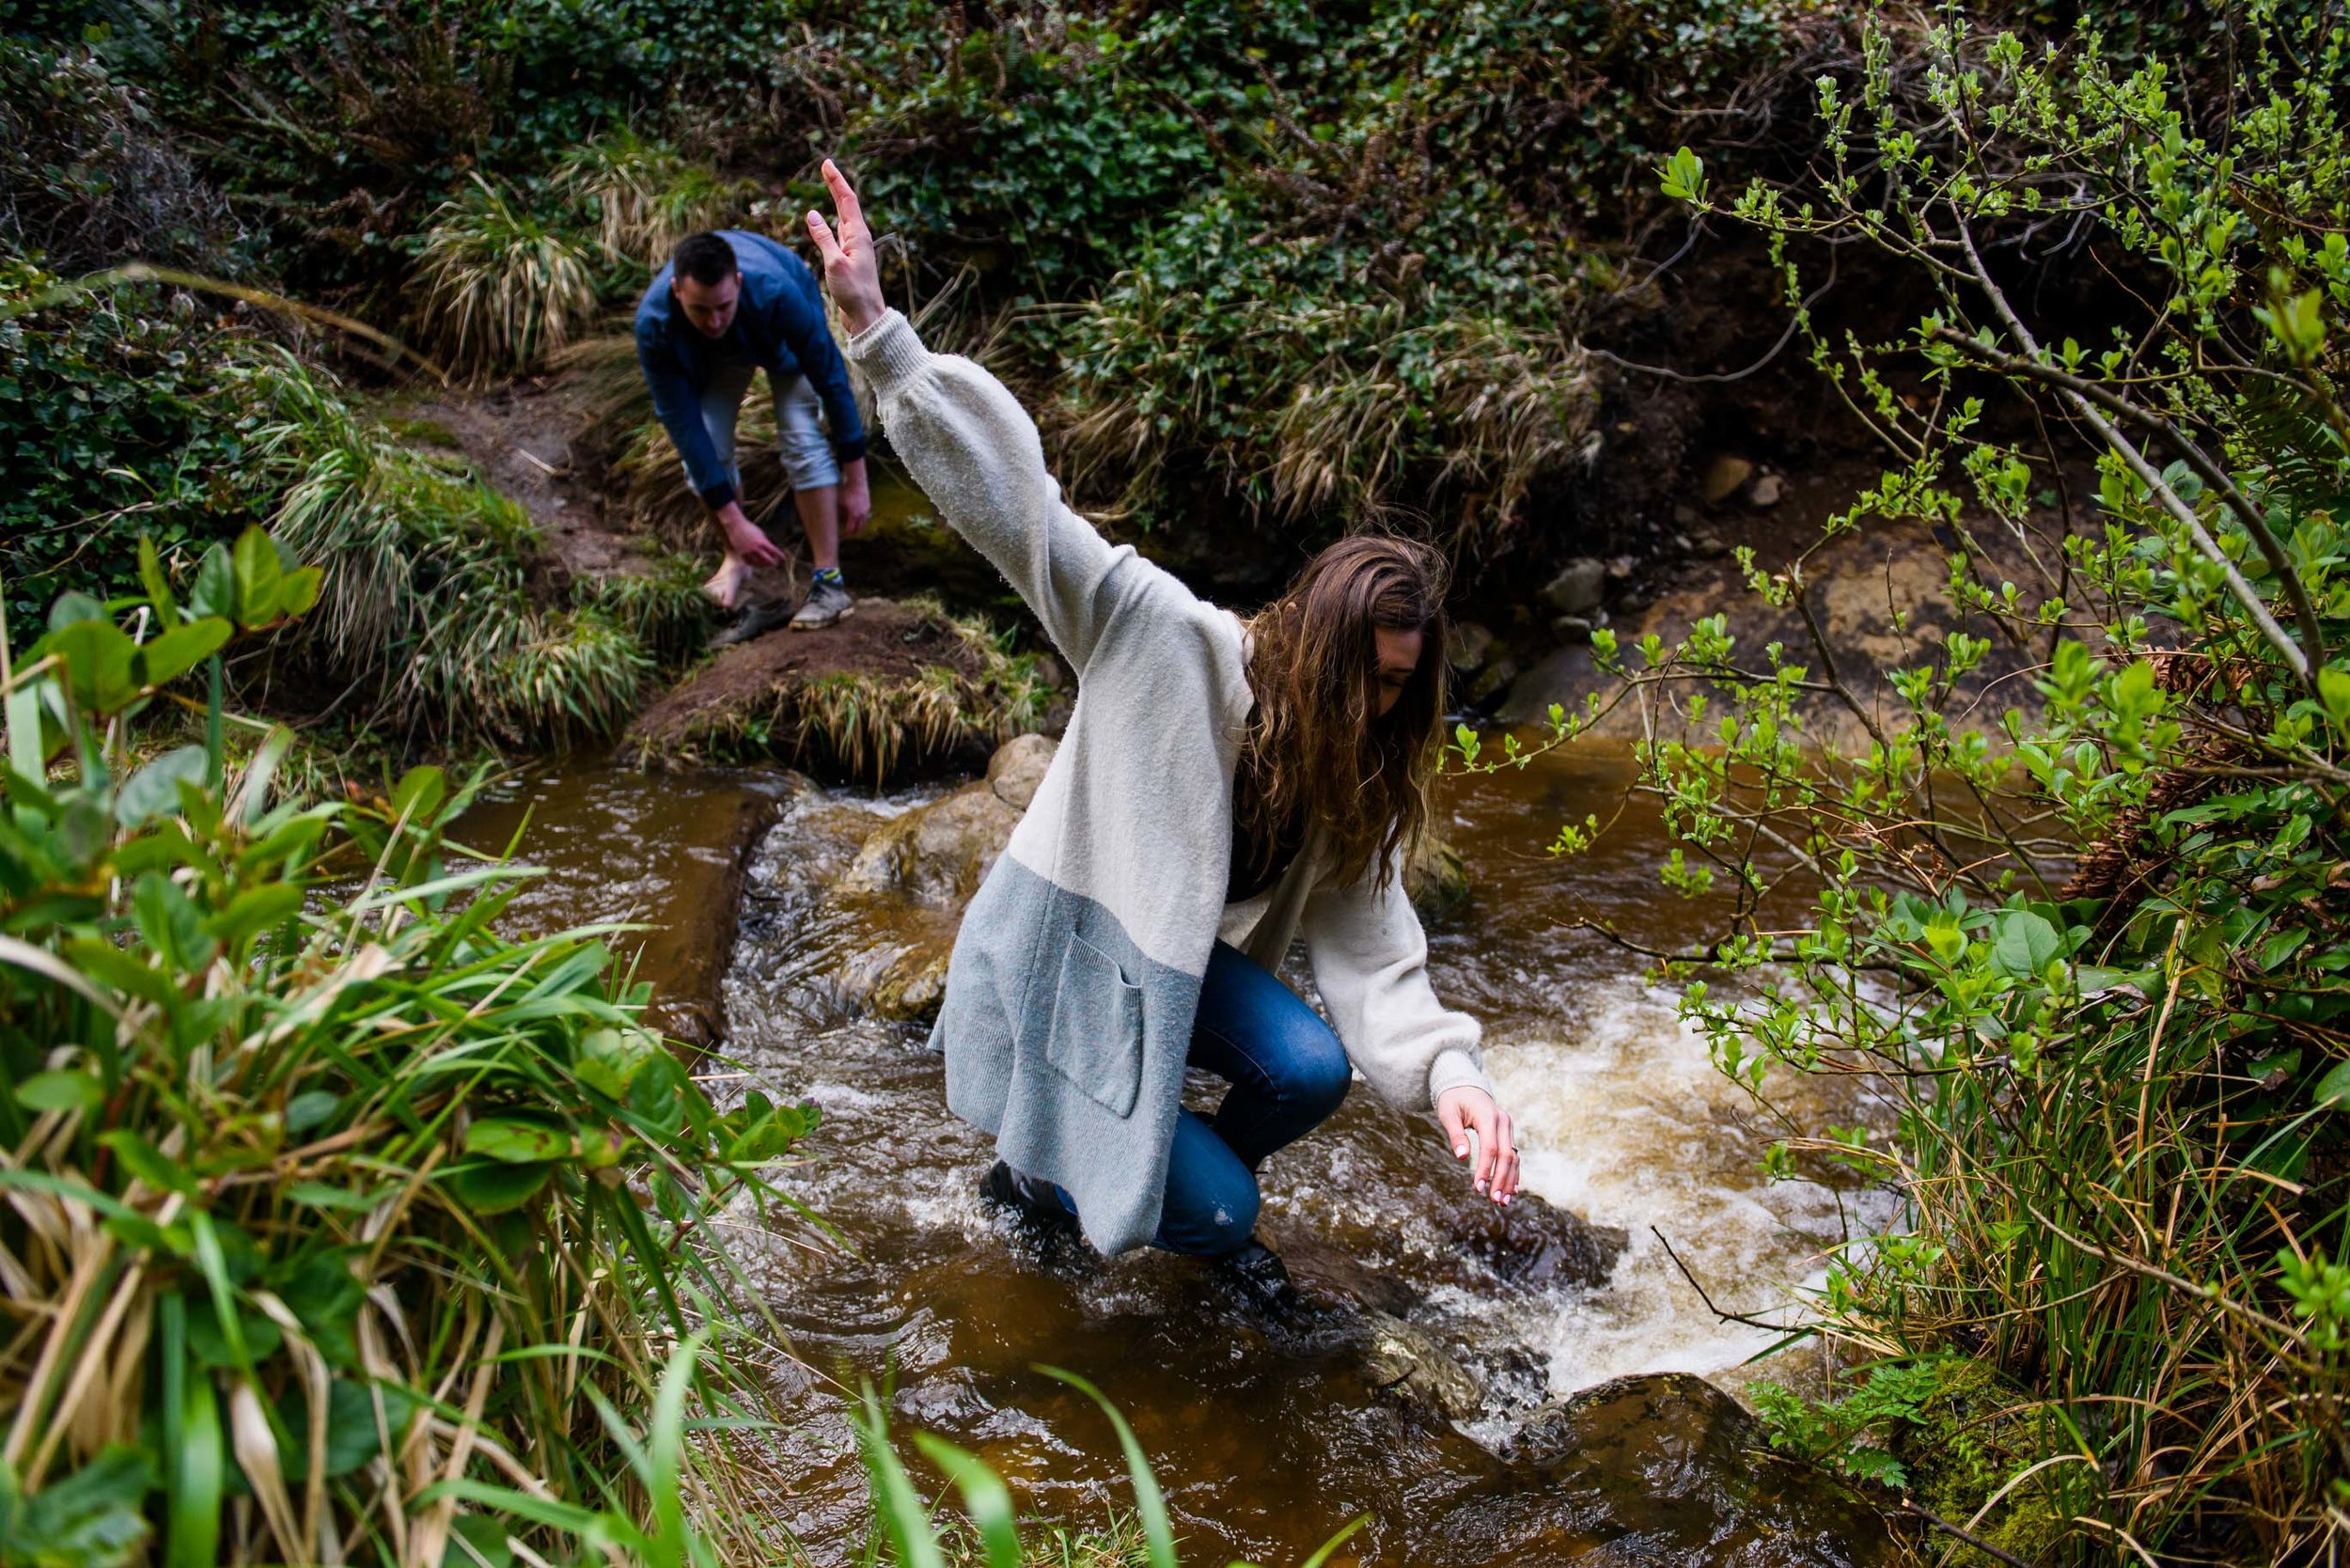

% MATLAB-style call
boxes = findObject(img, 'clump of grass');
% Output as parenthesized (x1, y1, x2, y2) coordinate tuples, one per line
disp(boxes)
(634, 597, 1050, 782)
(232, 344, 657, 747)
(553, 129, 756, 268)
(415, 173, 599, 382)
(0, 541, 805, 1568)
(580, 551, 717, 662)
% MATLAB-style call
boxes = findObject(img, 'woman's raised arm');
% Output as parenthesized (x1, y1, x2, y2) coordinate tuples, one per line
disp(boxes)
(807, 161, 1136, 673)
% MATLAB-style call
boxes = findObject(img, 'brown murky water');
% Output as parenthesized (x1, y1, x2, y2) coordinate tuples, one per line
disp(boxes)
(459, 746, 1894, 1566)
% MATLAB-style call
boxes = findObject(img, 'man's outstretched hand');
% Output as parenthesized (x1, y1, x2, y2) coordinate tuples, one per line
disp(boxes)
(807, 160, 886, 338)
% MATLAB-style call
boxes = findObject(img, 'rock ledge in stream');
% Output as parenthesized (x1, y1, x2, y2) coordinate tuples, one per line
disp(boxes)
(1468, 1372, 1895, 1566)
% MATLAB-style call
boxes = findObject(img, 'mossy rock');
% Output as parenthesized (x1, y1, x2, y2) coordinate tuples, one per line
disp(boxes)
(1888, 1359, 2063, 1568)
(1406, 832, 1471, 925)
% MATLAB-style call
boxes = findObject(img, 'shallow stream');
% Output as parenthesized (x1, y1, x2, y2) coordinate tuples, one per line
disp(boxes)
(459, 747, 1895, 1565)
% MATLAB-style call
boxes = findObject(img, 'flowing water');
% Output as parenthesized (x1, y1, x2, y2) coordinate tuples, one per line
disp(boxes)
(460, 746, 1897, 1565)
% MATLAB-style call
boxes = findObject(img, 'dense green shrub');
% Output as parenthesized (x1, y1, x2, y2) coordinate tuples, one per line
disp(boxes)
(1496, 8, 2350, 1562)
(0, 529, 807, 1568)
(0, 267, 266, 631)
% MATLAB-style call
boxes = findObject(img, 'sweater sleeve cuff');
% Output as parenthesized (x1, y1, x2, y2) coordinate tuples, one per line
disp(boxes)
(1428, 1046, 1496, 1109)
(698, 480, 738, 511)
(845, 308, 927, 390)
(834, 434, 870, 464)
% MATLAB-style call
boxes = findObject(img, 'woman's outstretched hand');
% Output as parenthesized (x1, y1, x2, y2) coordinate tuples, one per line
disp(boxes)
(1437, 1086, 1520, 1205)
(806, 159, 886, 338)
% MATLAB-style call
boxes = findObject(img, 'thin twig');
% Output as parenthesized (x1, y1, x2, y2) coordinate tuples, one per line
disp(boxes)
(1651, 1227, 1793, 1332)
(1902, 1499, 2033, 1568)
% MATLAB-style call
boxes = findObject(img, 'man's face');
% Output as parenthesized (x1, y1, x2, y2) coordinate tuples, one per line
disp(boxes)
(673, 271, 742, 338)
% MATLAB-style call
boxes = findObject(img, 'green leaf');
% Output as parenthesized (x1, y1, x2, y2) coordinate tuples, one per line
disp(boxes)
(446, 1161, 554, 1215)
(283, 1091, 341, 1136)
(3, 1446, 154, 1568)
(275, 566, 323, 619)
(229, 526, 284, 627)
(464, 1119, 570, 1164)
(166, 1359, 223, 1568)
(388, 764, 447, 827)
(2312, 1059, 2350, 1109)
(286, 1379, 419, 1481)
(443, 1514, 514, 1568)
(15, 1070, 104, 1114)
(131, 871, 215, 971)
(138, 538, 180, 624)
(117, 746, 210, 826)
(46, 592, 108, 632)
(43, 619, 141, 716)
(1658, 145, 1708, 204)
(189, 545, 235, 621)
(98, 1131, 196, 1196)
(133, 620, 232, 692)
(1988, 908, 2062, 980)
(205, 884, 305, 950)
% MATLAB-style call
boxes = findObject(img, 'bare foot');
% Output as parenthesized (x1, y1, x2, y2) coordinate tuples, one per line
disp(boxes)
(703, 553, 750, 610)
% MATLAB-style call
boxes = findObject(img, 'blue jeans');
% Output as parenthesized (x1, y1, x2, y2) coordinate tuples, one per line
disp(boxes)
(1053, 940, 1353, 1257)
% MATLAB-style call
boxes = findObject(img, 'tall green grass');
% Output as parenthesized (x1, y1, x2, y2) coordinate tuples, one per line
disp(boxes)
(234, 346, 665, 748)
(0, 531, 804, 1568)
(415, 174, 600, 384)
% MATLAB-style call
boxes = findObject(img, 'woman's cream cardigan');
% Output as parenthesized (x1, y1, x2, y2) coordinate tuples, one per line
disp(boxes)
(847, 309, 1496, 1255)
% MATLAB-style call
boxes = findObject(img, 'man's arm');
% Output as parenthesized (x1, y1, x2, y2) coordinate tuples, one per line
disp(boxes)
(762, 252, 873, 533)
(638, 321, 785, 566)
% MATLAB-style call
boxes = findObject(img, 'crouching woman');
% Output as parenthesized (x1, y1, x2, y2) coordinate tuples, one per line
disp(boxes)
(806, 163, 1519, 1301)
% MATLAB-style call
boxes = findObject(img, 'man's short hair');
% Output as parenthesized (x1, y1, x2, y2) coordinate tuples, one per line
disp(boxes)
(672, 232, 738, 287)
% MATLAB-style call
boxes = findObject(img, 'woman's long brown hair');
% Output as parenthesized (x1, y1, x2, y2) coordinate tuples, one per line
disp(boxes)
(1235, 534, 1450, 892)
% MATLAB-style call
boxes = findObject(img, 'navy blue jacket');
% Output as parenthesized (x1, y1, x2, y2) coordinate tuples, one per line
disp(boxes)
(634, 230, 868, 510)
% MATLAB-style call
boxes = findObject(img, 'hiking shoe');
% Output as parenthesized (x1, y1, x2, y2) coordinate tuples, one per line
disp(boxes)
(1213, 1237, 1300, 1320)
(790, 577, 854, 632)
(979, 1159, 1079, 1236)
(710, 597, 792, 649)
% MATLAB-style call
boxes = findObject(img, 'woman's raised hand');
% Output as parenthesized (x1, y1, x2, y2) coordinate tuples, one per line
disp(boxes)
(806, 159, 886, 337)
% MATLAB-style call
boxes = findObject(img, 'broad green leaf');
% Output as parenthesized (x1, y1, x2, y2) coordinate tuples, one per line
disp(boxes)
(47, 591, 109, 632)
(2312, 1059, 2350, 1109)
(464, 1119, 570, 1164)
(117, 746, 210, 825)
(133, 619, 232, 691)
(44, 619, 140, 716)
(138, 537, 180, 623)
(205, 884, 305, 950)
(283, 1090, 341, 1136)
(1989, 908, 2062, 980)
(4, 1446, 153, 1568)
(230, 525, 284, 627)
(15, 1070, 103, 1114)
(446, 1160, 554, 1214)
(189, 544, 235, 621)
(98, 1130, 197, 1196)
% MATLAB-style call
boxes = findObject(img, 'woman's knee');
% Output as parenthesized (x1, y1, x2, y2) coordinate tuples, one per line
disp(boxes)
(1162, 1179, 1259, 1257)
(1276, 1026, 1353, 1122)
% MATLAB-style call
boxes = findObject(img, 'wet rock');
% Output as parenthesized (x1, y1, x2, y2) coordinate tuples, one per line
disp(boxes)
(1465, 1372, 1893, 1566)
(1359, 1311, 1484, 1423)
(986, 732, 1058, 810)
(1701, 454, 1755, 505)
(1442, 1188, 1627, 1292)
(1550, 614, 1594, 645)
(1747, 470, 1785, 508)
(1691, 531, 1731, 559)
(837, 782, 1021, 906)
(1539, 558, 1608, 616)
(1272, 1230, 1425, 1316)
(1446, 620, 1496, 676)
(1465, 655, 1521, 707)
(1405, 833, 1471, 925)
(1495, 646, 1597, 726)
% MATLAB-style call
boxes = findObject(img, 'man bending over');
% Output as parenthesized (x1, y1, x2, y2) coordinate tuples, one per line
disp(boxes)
(634, 228, 872, 638)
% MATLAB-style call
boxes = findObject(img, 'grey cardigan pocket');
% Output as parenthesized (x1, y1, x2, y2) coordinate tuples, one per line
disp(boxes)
(1045, 932, 1145, 1118)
